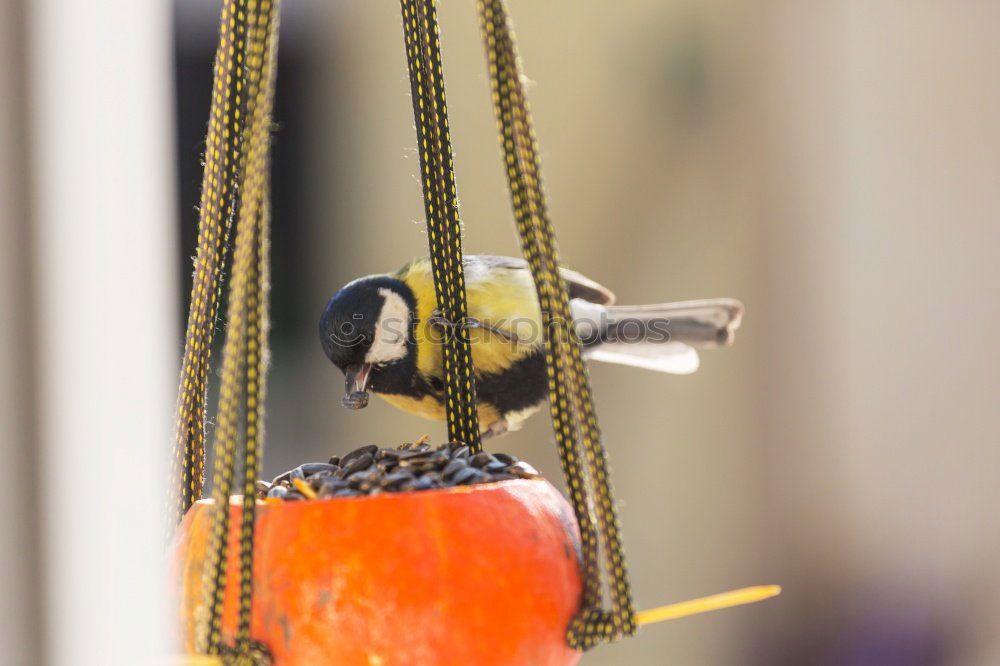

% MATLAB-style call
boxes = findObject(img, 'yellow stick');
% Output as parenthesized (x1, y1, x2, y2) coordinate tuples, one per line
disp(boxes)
(292, 478, 318, 500)
(636, 585, 781, 626)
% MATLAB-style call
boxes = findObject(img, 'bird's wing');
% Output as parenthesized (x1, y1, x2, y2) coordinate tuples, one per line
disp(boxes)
(468, 255, 615, 305)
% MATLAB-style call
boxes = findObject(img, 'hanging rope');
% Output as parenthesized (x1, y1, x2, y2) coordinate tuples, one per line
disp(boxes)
(169, 0, 250, 527)
(399, 0, 482, 452)
(170, 0, 280, 661)
(477, 0, 636, 649)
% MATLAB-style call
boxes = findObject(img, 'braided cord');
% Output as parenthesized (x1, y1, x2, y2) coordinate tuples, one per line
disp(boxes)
(477, 0, 635, 649)
(169, 0, 249, 528)
(193, 0, 280, 660)
(399, 0, 482, 452)
(236, 4, 276, 651)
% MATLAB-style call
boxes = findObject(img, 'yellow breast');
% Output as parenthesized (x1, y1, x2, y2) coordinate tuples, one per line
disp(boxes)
(378, 391, 502, 427)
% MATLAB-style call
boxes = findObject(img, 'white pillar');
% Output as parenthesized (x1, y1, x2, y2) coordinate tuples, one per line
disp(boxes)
(25, 0, 177, 663)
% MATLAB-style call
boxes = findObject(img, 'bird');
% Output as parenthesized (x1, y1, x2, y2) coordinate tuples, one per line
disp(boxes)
(319, 255, 743, 437)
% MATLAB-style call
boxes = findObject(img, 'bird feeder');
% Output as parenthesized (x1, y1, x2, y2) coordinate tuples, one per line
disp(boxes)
(173, 480, 583, 665)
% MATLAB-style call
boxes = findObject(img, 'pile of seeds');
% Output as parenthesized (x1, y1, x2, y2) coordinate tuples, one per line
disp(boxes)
(256, 440, 542, 500)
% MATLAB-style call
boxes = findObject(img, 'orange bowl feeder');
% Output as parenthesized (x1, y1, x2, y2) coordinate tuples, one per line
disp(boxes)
(171, 479, 583, 666)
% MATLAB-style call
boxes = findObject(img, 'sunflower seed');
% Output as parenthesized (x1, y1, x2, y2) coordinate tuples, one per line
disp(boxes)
(452, 466, 479, 485)
(341, 452, 374, 477)
(469, 452, 493, 468)
(266, 485, 288, 499)
(340, 444, 378, 467)
(300, 462, 338, 476)
(442, 459, 467, 478)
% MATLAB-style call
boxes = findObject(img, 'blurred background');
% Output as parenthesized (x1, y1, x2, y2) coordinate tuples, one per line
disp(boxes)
(2, 0, 998, 664)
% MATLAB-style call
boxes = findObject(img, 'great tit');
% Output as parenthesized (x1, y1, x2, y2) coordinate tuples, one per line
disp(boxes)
(320, 255, 743, 437)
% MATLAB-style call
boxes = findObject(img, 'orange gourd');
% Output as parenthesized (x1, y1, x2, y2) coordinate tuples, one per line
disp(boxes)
(172, 479, 583, 665)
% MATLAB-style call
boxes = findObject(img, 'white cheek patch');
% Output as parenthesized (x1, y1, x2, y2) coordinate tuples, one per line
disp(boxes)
(364, 288, 411, 365)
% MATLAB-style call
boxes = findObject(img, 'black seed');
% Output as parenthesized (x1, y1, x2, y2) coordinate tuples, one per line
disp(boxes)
(484, 460, 507, 473)
(316, 480, 347, 498)
(470, 452, 493, 468)
(399, 449, 432, 461)
(452, 466, 479, 485)
(327, 455, 340, 466)
(266, 485, 288, 499)
(470, 472, 492, 485)
(341, 452, 374, 477)
(464, 469, 489, 485)
(340, 444, 378, 467)
(311, 469, 336, 481)
(300, 462, 338, 477)
(411, 477, 434, 491)
(382, 471, 413, 486)
(347, 471, 372, 488)
(442, 459, 467, 478)
(451, 445, 470, 459)
(416, 462, 443, 474)
(311, 474, 338, 491)
(493, 453, 517, 465)
(284, 491, 305, 500)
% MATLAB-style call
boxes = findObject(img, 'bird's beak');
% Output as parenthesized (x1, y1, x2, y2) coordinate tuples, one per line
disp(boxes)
(342, 363, 372, 409)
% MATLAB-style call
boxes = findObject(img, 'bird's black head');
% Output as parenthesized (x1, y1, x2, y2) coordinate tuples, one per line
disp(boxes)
(319, 275, 417, 409)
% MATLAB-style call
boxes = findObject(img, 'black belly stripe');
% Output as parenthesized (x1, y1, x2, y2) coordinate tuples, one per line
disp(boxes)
(371, 344, 548, 418)
(474, 349, 548, 415)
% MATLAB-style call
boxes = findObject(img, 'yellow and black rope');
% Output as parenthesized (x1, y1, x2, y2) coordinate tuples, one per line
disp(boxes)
(478, 0, 636, 649)
(399, 0, 482, 451)
(169, 0, 249, 528)
(190, 0, 280, 661)
(235, 6, 276, 653)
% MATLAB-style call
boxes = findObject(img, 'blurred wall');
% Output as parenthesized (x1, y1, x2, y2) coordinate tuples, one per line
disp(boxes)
(173, 1, 1000, 664)
(0, 0, 42, 661)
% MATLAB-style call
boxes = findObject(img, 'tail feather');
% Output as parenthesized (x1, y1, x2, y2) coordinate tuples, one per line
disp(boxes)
(585, 342, 701, 375)
(604, 298, 743, 348)
(572, 298, 743, 375)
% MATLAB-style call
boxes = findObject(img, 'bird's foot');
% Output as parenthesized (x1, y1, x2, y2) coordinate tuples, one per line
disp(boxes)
(481, 418, 510, 440)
